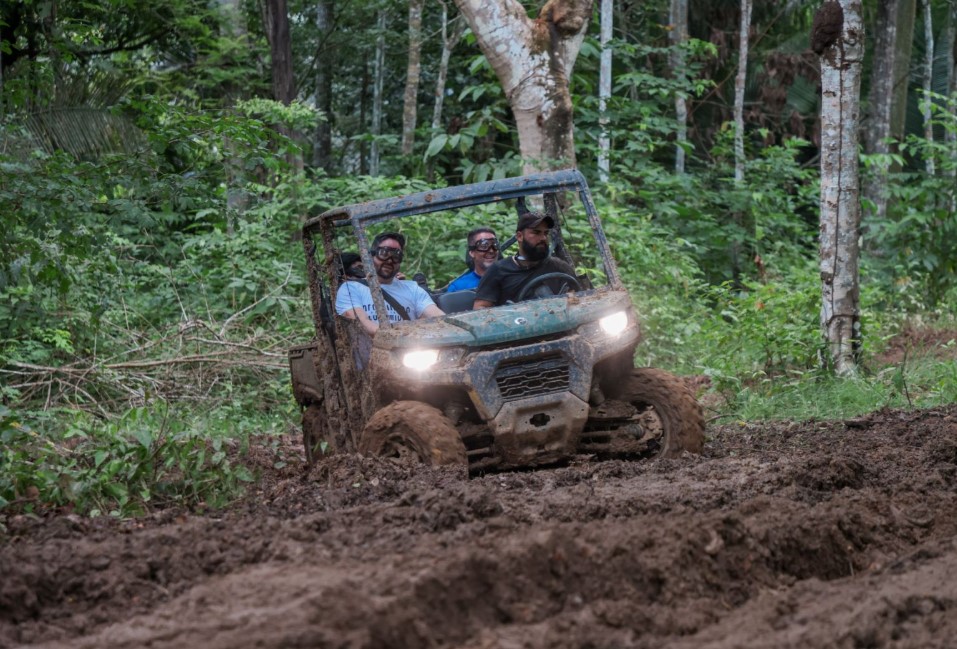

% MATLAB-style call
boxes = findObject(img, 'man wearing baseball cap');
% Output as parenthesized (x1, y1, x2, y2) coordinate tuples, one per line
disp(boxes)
(473, 210, 577, 308)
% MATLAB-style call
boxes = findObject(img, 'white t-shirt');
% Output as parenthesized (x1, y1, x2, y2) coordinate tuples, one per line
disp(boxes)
(335, 279, 437, 323)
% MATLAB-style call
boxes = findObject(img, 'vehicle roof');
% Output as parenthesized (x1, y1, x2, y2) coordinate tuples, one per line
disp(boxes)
(303, 169, 589, 233)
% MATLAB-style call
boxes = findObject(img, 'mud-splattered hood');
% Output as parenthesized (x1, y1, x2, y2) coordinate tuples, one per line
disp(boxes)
(374, 289, 635, 350)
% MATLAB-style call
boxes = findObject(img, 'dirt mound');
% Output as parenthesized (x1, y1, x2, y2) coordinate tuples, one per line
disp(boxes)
(3, 406, 957, 648)
(871, 324, 957, 366)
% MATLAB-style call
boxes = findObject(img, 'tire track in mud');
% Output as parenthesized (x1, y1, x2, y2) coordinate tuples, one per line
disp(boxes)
(3, 406, 957, 648)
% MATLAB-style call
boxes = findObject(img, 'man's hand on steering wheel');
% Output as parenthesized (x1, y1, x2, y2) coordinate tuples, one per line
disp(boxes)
(515, 272, 582, 302)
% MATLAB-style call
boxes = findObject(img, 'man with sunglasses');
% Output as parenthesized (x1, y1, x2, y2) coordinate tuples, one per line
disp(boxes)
(447, 227, 499, 293)
(336, 232, 444, 337)
(473, 211, 576, 308)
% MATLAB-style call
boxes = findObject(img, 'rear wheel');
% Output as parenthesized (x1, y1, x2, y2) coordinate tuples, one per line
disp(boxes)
(358, 401, 467, 466)
(611, 368, 705, 457)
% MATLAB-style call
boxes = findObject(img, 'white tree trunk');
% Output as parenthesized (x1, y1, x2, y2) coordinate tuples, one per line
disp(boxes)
(432, 4, 465, 131)
(944, 1, 957, 209)
(922, 0, 936, 174)
(670, 0, 689, 174)
(598, 0, 612, 182)
(862, 0, 916, 225)
(733, 0, 752, 184)
(370, 10, 386, 176)
(819, 0, 864, 376)
(453, 0, 593, 173)
(401, 0, 424, 156)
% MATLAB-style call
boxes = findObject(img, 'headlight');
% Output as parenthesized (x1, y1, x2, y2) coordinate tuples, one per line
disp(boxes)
(598, 311, 629, 336)
(402, 349, 439, 370)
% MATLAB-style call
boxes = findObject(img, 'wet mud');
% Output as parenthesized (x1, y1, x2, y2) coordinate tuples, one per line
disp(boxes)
(3, 405, 957, 648)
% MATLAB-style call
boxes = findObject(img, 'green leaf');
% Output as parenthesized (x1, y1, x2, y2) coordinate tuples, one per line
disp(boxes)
(131, 427, 152, 450)
(424, 134, 448, 160)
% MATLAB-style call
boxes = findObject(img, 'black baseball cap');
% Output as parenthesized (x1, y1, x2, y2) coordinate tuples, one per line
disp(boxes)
(516, 211, 555, 231)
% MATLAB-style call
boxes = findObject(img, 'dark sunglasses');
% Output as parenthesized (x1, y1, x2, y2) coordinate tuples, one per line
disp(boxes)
(469, 238, 499, 253)
(373, 246, 404, 262)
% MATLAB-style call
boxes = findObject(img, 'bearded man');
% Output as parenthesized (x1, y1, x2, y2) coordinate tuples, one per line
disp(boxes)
(472, 211, 577, 309)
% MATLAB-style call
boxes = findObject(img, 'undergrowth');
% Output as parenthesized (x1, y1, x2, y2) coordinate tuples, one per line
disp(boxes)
(0, 401, 291, 516)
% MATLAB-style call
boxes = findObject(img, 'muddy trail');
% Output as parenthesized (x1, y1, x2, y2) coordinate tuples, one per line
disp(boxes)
(3, 405, 957, 649)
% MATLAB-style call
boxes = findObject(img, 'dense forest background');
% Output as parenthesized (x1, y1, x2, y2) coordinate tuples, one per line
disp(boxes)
(1, 0, 956, 515)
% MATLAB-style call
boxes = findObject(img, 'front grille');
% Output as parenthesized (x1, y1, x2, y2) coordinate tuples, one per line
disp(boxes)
(495, 354, 570, 402)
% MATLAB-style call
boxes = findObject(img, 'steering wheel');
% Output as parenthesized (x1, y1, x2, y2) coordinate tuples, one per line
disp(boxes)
(515, 272, 582, 302)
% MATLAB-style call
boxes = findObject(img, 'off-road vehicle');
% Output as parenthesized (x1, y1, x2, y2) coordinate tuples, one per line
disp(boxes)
(289, 169, 704, 471)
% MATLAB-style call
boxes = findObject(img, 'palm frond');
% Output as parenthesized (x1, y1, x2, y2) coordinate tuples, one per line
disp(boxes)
(25, 107, 146, 159)
(14, 64, 147, 159)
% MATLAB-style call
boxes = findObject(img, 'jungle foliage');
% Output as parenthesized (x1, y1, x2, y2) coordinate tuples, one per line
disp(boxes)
(1, 0, 956, 516)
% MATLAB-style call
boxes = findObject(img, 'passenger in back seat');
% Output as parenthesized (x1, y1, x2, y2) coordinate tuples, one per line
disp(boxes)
(447, 227, 499, 293)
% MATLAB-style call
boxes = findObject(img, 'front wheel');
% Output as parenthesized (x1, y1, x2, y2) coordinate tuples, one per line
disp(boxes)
(612, 368, 705, 457)
(358, 401, 467, 466)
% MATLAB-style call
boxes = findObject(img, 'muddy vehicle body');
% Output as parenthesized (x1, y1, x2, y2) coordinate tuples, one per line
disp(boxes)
(289, 170, 703, 472)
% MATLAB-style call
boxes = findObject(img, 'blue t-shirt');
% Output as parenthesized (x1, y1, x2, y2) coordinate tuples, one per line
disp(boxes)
(335, 279, 437, 323)
(447, 270, 481, 292)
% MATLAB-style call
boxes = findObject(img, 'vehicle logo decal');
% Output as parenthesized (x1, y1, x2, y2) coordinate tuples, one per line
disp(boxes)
(514, 317, 528, 326)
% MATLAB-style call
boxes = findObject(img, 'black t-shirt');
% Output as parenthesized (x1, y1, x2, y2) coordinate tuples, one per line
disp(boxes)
(474, 255, 577, 306)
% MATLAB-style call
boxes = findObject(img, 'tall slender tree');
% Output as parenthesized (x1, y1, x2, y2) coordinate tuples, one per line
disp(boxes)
(733, 0, 752, 184)
(313, 0, 335, 171)
(401, 0, 424, 156)
(921, 0, 935, 174)
(431, 2, 465, 131)
(262, 0, 296, 105)
(598, 0, 612, 182)
(262, 0, 301, 171)
(861, 0, 916, 224)
(669, 0, 689, 174)
(816, 0, 864, 375)
(370, 10, 387, 176)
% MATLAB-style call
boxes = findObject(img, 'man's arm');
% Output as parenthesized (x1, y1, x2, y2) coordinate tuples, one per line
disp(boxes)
(421, 303, 445, 318)
(472, 263, 501, 308)
(340, 307, 379, 336)
(336, 282, 378, 335)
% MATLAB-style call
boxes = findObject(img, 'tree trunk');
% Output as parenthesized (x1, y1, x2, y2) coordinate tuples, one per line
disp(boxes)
(401, 0, 424, 157)
(951, 2, 957, 96)
(370, 10, 386, 177)
(428, 3, 465, 182)
(431, 3, 465, 131)
(359, 62, 369, 175)
(922, 0, 935, 174)
(453, 0, 594, 173)
(733, 0, 752, 184)
(312, 0, 334, 172)
(261, 0, 302, 172)
(943, 1, 957, 209)
(669, 0, 689, 174)
(261, 0, 296, 105)
(597, 0, 612, 182)
(221, 0, 249, 233)
(818, 0, 864, 376)
(862, 0, 916, 224)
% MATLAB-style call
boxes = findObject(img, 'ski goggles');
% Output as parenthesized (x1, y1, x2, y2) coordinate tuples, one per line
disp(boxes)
(469, 238, 499, 253)
(372, 246, 404, 262)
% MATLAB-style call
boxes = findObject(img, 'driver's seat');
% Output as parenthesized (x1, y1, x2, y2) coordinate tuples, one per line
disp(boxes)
(435, 289, 476, 314)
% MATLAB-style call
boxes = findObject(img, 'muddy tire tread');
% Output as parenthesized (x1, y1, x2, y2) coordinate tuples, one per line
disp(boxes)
(618, 367, 705, 457)
(359, 401, 467, 466)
